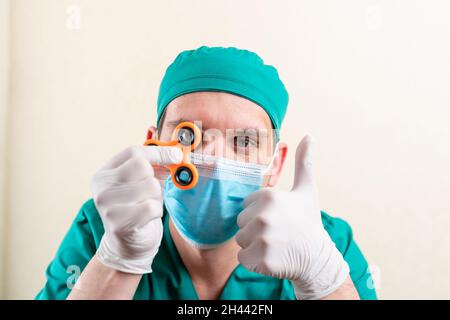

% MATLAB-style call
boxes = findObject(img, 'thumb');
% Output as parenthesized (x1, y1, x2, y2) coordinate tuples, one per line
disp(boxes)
(291, 135, 316, 191)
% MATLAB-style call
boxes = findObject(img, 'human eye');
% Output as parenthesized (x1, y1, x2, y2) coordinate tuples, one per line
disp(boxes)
(233, 134, 257, 154)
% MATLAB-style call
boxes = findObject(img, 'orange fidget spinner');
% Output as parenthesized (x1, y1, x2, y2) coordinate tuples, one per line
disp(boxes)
(144, 122, 201, 190)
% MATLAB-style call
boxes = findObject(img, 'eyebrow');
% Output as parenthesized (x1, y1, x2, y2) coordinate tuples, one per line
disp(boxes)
(231, 129, 269, 140)
(165, 119, 191, 127)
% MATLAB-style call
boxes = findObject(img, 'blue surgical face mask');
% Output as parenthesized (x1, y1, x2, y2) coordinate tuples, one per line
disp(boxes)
(163, 152, 270, 248)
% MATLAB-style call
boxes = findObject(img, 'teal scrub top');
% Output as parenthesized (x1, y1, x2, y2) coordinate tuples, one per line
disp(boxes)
(36, 199, 377, 300)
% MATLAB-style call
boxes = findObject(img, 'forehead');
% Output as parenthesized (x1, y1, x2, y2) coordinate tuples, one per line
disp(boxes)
(163, 92, 273, 130)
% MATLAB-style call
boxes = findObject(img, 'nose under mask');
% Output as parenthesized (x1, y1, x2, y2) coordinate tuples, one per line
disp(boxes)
(163, 152, 269, 249)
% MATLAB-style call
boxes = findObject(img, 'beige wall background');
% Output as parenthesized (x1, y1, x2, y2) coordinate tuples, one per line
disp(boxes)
(1, 0, 449, 299)
(0, 0, 10, 300)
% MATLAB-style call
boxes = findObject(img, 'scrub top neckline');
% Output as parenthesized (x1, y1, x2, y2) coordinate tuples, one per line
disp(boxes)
(162, 208, 245, 300)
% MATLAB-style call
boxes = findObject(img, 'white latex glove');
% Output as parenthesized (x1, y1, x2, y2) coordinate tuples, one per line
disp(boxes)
(91, 145, 183, 274)
(236, 136, 349, 300)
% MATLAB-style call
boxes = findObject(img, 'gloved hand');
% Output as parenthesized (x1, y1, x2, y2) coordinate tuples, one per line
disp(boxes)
(235, 136, 349, 300)
(91, 145, 183, 274)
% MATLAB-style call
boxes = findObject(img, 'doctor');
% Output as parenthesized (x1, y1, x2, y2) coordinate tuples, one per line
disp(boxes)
(36, 46, 376, 300)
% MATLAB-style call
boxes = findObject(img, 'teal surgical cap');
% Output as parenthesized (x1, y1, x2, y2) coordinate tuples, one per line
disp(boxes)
(156, 46, 289, 139)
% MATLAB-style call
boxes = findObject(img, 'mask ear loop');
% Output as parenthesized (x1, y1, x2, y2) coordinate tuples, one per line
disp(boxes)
(261, 142, 280, 177)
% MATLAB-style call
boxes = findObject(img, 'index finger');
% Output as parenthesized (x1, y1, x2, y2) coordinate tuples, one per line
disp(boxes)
(101, 145, 183, 170)
(141, 146, 183, 166)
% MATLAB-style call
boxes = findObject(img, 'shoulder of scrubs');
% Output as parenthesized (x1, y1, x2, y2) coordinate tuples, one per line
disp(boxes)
(35, 199, 104, 300)
(320, 211, 377, 300)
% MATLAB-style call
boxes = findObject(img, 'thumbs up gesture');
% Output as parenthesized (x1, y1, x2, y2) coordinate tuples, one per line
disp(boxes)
(236, 136, 350, 300)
